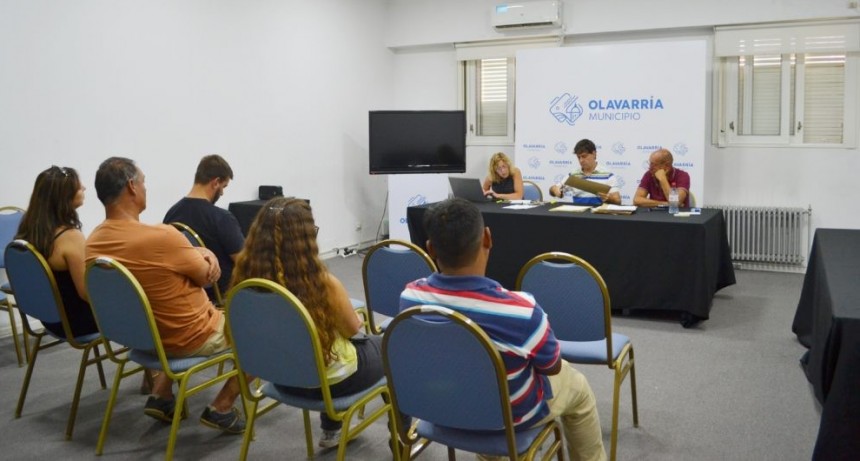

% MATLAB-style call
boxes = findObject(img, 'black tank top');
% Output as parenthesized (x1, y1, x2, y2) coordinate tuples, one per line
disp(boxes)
(492, 175, 515, 194)
(42, 270, 99, 338)
(41, 228, 99, 338)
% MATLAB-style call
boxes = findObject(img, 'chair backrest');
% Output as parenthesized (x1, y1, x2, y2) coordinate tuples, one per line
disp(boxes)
(362, 239, 436, 319)
(4, 240, 64, 328)
(0, 207, 25, 268)
(169, 221, 223, 305)
(169, 222, 205, 248)
(85, 257, 161, 353)
(226, 278, 327, 389)
(516, 252, 611, 344)
(383, 305, 511, 432)
(522, 180, 543, 201)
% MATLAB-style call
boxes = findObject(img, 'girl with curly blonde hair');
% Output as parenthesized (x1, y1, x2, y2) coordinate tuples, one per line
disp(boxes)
(230, 197, 381, 446)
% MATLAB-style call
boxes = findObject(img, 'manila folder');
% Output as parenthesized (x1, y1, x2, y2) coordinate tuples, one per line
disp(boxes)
(564, 176, 611, 195)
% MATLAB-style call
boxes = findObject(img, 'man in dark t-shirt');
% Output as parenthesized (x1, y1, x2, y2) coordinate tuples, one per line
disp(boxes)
(164, 155, 244, 300)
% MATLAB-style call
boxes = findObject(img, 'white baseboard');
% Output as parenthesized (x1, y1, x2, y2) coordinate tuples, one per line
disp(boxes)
(320, 239, 381, 260)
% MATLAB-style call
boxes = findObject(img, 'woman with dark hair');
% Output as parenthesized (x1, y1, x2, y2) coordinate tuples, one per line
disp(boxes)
(15, 165, 98, 337)
(231, 197, 380, 448)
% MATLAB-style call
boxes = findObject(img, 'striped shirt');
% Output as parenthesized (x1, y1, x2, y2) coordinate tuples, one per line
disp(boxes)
(400, 273, 560, 427)
(560, 167, 619, 206)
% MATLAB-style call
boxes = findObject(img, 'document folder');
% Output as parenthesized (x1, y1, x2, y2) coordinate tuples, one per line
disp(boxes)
(564, 176, 611, 195)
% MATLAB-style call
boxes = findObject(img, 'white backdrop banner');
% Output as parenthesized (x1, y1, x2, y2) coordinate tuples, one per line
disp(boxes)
(515, 41, 706, 205)
(388, 174, 449, 241)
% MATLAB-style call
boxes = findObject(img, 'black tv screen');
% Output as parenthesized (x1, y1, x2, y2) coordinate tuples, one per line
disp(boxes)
(369, 110, 466, 174)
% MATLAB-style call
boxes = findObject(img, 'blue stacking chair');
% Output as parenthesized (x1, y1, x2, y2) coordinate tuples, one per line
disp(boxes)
(1, 206, 28, 366)
(523, 180, 543, 201)
(517, 252, 638, 461)
(382, 305, 565, 461)
(362, 239, 436, 334)
(168, 221, 225, 307)
(84, 257, 239, 460)
(4, 239, 108, 440)
(225, 278, 397, 461)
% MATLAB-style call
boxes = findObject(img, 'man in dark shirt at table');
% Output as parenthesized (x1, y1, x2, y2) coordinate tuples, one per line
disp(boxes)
(164, 155, 244, 301)
(633, 148, 690, 208)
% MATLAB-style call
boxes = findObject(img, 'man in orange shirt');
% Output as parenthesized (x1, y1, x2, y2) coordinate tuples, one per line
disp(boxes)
(86, 157, 244, 434)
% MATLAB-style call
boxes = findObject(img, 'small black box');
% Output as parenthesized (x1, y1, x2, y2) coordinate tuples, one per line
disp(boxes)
(258, 185, 283, 200)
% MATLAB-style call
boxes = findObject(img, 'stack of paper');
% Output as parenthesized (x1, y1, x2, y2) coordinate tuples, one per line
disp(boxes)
(549, 204, 593, 213)
(591, 204, 637, 215)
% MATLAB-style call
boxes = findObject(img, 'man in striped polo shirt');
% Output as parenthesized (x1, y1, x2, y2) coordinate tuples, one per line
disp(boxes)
(400, 198, 605, 461)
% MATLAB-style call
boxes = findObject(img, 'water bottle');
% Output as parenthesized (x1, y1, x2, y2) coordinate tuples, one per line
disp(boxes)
(668, 184, 679, 214)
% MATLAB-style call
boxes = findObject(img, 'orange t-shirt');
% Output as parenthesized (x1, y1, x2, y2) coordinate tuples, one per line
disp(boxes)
(86, 219, 221, 355)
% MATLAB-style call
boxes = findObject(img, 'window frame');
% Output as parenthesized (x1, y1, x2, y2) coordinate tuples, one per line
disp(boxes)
(464, 57, 516, 146)
(714, 20, 859, 149)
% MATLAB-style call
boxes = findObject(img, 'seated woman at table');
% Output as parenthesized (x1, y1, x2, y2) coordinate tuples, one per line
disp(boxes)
(230, 197, 381, 447)
(482, 152, 523, 200)
(15, 165, 99, 338)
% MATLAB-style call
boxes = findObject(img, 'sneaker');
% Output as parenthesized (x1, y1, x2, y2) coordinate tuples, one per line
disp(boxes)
(199, 406, 245, 434)
(144, 395, 176, 423)
(318, 429, 341, 448)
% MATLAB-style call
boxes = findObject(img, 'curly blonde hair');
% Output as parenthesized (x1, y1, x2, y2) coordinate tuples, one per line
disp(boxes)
(231, 197, 340, 364)
(487, 152, 515, 184)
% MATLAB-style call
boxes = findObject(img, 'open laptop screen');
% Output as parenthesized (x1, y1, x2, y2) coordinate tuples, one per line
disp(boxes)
(448, 177, 490, 202)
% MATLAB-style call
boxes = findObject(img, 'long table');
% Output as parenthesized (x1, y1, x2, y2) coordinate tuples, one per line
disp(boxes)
(407, 202, 736, 324)
(792, 228, 860, 460)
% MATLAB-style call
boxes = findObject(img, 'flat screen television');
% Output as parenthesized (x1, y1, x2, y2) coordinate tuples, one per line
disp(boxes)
(369, 110, 466, 174)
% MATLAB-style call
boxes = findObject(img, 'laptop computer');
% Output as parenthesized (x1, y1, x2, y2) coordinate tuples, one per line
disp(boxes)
(449, 177, 491, 202)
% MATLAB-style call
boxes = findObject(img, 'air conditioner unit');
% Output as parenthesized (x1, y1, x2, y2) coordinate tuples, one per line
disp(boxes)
(492, 1, 563, 30)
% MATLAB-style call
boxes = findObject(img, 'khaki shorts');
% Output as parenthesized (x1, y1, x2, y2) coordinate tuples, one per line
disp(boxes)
(176, 315, 229, 357)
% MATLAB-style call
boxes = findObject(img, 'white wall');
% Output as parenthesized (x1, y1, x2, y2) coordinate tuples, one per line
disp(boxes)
(0, 0, 394, 252)
(387, 0, 860, 236)
(387, 0, 860, 47)
(0, 0, 396, 336)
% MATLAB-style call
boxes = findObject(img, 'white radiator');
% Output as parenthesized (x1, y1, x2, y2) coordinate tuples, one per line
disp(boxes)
(711, 205, 811, 266)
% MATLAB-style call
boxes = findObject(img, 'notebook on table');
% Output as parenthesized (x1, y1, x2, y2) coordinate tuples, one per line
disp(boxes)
(449, 177, 491, 202)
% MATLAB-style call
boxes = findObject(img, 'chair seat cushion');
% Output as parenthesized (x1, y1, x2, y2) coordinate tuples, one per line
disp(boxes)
(559, 333, 630, 364)
(0, 281, 10, 294)
(350, 298, 365, 310)
(266, 377, 386, 412)
(74, 332, 103, 344)
(43, 328, 102, 345)
(416, 420, 547, 456)
(129, 348, 231, 373)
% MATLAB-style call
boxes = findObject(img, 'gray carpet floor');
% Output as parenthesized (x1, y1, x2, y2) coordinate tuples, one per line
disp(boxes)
(0, 255, 821, 460)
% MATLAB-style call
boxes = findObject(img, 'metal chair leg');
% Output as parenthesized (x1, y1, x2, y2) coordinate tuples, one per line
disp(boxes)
(66, 344, 94, 440)
(610, 366, 622, 461)
(3, 300, 26, 367)
(302, 409, 314, 459)
(15, 334, 43, 417)
(239, 399, 260, 461)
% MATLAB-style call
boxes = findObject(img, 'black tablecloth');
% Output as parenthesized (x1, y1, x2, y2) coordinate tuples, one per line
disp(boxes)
(407, 202, 736, 321)
(792, 228, 860, 460)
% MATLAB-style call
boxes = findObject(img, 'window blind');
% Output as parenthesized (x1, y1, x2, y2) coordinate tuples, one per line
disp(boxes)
(715, 20, 860, 57)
